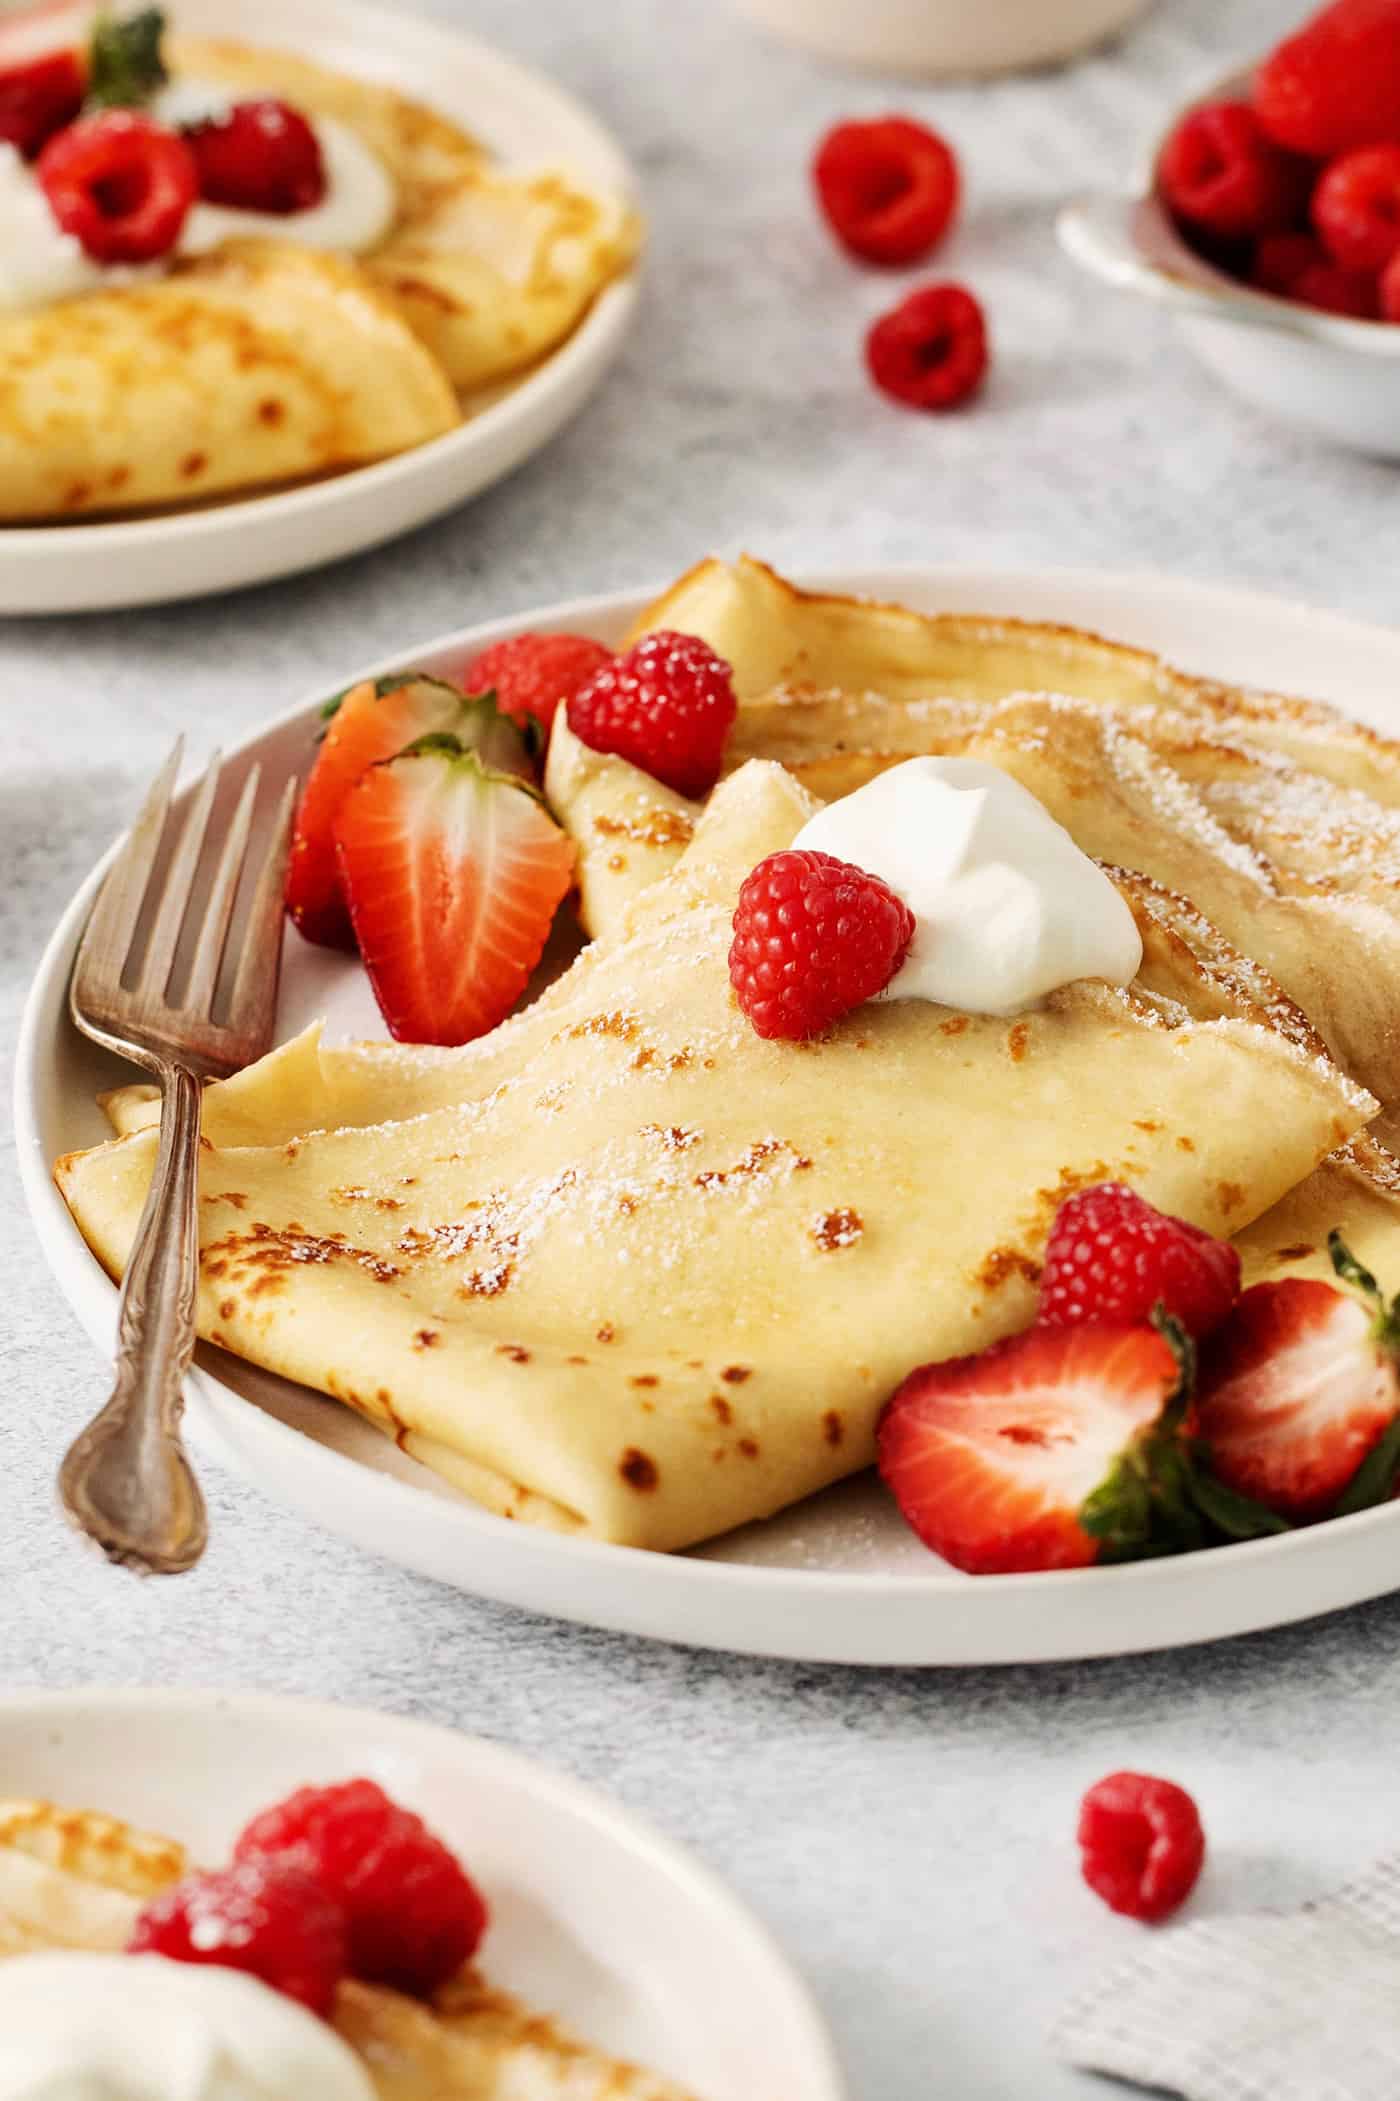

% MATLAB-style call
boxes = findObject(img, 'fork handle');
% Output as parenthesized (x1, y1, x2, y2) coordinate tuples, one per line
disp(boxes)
(58, 1060, 209, 1575)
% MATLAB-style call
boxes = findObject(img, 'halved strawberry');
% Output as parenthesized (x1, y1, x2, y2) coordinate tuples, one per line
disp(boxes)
(1196, 1237, 1400, 1522)
(285, 677, 534, 951)
(877, 1321, 1196, 1574)
(334, 737, 576, 1046)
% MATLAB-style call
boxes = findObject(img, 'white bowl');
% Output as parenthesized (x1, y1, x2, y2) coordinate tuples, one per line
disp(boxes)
(733, 0, 1148, 76)
(0, 0, 640, 614)
(1058, 70, 1400, 458)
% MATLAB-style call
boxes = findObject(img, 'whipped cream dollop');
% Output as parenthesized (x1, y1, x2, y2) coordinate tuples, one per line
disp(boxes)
(0, 87, 395, 315)
(0, 1953, 374, 2101)
(792, 756, 1143, 1016)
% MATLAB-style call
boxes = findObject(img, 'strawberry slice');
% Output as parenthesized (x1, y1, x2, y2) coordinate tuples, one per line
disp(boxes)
(334, 737, 576, 1046)
(1196, 1237, 1400, 1522)
(285, 677, 534, 951)
(877, 1321, 1195, 1574)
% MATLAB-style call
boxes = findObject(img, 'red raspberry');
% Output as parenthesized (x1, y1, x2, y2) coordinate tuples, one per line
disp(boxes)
(1077, 1771, 1205, 1922)
(0, 48, 83, 160)
(728, 848, 915, 1041)
(38, 112, 197, 264)
(188, 98, 326, 215)
(127, 1860, 346, 2017)
(1313, 144, 1400, 270)
(1250, 230, 1328, 297)
(813, 115, 959, 266)
(567, 630, 737, 798)
(1255, 0, 1400, 160)
(235, 1778, 487, 1999)
(865, 281, 988, 412)
(1157, 102, 1308, 241)
(1292, 256, 1380, 315)
(462, 631, 613, 736)
(1038, 1182, 1241, 1340)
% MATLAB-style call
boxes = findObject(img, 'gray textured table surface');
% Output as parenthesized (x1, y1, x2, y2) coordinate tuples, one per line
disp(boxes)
(5, 1, 1400, 2094)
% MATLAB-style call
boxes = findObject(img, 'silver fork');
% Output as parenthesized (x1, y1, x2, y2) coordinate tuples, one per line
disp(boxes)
(60, 742, 297, 1576)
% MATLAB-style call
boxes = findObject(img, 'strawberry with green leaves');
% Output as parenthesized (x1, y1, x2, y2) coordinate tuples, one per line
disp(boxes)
(285, 677, 535, 950)
(1195, 1234, 1400, 1523)
(334, 735, 576, 1047)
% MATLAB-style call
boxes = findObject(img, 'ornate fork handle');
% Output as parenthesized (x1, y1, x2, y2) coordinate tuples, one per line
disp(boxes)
(58, 1061, 209, 1575)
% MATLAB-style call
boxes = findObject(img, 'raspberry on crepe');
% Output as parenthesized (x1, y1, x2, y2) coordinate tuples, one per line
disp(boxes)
(286, 679, 535, 950)
(728, 848, 914, 1041)
(187, 98, 326, 214)
(128, 1859, 347, 2018)
(236, 1778, 487, 2000)
(38, 111, 197, 264)
(334, 735, 576, 1046)
(567, 631, 737, 798)
(1038, 1182, 1241, 1341)
(462, 631, 613, 736)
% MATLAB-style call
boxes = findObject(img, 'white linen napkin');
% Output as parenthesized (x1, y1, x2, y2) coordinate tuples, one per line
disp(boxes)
(1051, 1856, 1400, 2099)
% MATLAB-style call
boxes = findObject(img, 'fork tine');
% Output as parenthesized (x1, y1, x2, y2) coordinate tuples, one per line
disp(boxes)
(75, 740, 185, 988)
(227, 773, 298, 1046)
(134, 751, 221, 1008)
(183, 764, 260, 1019)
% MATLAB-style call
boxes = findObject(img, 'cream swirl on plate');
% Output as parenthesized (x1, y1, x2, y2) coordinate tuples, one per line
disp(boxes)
(0, 1952, 374, 2100)
(792, 755, 1144, 1015)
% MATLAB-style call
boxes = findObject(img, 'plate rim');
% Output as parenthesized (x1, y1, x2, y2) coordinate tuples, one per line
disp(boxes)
(0, 0, 641, 607)
(0, 1683, 848, 2101)
(20, 558, 1400, 1667)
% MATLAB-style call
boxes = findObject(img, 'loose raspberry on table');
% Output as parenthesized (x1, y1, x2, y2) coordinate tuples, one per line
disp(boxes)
(462, 631, 613, 735)
(235, 1778, 488, 2000)
(1077, 1770, 1205, 1922)
(1038, 1182, 1240, 1340)
(127, 1859, 347, 2016)
(865, 282, 988, 412)
(566, 630, 737, 798)
(1313, 144, 1400, 272)
(1157, 102, 1308, 241)
(187, 98, 326, 215)
(728, 848, 915, 1041)
(37, 112, 197, 264)
(813, 115, 959, 266)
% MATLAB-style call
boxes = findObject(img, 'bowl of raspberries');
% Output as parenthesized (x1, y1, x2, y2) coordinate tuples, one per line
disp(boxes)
(1059, 0, 1400, 456)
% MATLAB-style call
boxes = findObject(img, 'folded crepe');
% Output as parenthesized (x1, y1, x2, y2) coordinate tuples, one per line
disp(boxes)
(172, 35, 642, 399)
(635, 555, 1400, 803)
(59, 763, 1375, 1552)
(1, 35, 638, 521)
(0, 1801, 691, 2099)
(545, 561, 1400, 1113)
(0, 243, 460, 522)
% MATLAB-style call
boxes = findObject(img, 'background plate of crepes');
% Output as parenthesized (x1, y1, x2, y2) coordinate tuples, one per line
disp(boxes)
(0, 0, 640, 614)
(22, 555, 1400, 1667)
(0, 1685, 844, 2099)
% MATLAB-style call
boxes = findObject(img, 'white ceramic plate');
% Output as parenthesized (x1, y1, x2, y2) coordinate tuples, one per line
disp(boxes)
(0, 1686, 844, 2100)
(0, 0, 640, 616)
(20, 563, 1400, 1666)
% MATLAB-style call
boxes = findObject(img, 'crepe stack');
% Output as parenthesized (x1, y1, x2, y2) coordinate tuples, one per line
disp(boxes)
(0, 1800, 692, 2098)
(0, 35, 639, 520)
